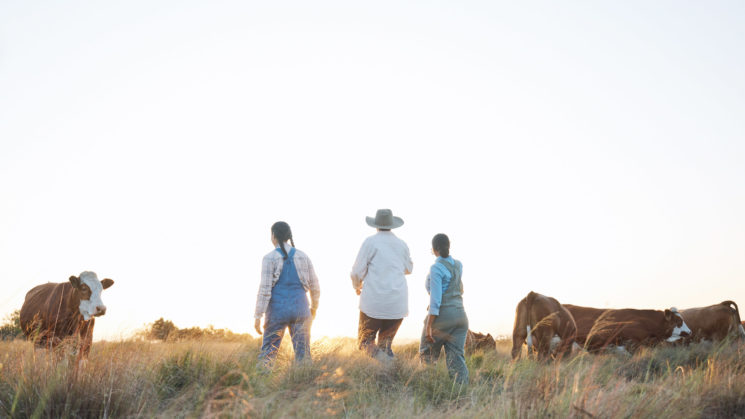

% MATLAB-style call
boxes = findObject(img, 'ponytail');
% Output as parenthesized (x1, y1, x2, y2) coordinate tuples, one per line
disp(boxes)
(271, 221, 294, 260)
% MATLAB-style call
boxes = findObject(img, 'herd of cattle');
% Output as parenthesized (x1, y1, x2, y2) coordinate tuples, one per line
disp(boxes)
(15, 272, 745, 362)
(467, 291, 745, 360)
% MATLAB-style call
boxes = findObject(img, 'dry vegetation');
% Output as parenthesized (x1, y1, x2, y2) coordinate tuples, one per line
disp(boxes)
(1, 336, 745, 418)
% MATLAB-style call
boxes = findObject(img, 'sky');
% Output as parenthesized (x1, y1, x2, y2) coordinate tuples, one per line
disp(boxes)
(1, 1, 744, 342)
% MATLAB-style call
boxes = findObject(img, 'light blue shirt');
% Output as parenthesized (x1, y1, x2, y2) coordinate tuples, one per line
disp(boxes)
(425, 256, 456, 316)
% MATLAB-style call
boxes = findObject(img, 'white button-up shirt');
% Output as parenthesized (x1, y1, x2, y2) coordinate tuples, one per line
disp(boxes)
(351, 231, 413, 319)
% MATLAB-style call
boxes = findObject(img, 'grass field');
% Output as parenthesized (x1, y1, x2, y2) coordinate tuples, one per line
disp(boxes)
(1, 336, 744, 418)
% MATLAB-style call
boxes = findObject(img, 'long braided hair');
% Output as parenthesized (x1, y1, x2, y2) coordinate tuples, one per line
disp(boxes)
(271, 221, 295, 260)
(432, 233, 450, 258)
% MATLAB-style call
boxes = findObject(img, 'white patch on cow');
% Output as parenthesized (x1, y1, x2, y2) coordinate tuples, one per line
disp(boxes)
(614, 346, 632, 356)
(526, 326, 533, 349)
(549, 335, 561, 351)
(666, 307, 692, 342)
(77, 271, 106, 321)
(739, 324, 745, 338)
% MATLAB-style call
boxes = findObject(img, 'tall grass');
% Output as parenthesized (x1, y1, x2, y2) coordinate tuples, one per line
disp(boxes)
(1, 336, 744, 418)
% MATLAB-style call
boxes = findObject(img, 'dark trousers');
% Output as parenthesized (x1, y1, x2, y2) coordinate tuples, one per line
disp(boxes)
(358, 311, 403, 357)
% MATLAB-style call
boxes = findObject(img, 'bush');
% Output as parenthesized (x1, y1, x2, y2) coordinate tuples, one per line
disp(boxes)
(0, 310, 22, 340)
(142, 318, 253, 342)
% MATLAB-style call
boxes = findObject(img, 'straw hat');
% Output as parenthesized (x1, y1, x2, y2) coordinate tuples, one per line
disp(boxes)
(366, 209, 404, 229)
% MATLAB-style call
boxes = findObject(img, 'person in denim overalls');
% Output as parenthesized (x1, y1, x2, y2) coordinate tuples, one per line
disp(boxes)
(254, 222, 320, 368)
(419, 233, 469, 384)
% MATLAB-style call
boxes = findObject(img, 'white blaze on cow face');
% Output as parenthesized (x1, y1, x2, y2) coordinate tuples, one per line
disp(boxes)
(78, 271, 107, 321)
(526, 326, 533, 349)
(666, 307, 692, 342)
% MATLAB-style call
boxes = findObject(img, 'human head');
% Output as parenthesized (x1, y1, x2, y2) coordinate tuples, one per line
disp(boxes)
(271, 221, 295, 259)
(432, 233, 450, 258)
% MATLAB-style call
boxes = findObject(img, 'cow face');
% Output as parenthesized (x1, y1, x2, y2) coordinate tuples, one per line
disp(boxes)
(69, 271, 115, 321)
(664, 307, 692, 342)
(466, 331, 496, 353)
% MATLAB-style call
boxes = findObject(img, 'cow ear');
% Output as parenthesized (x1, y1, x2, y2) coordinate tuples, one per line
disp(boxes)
(69, 276, 81, 289)
(101, 278, 115, 289)
(664, 309, 672, 320)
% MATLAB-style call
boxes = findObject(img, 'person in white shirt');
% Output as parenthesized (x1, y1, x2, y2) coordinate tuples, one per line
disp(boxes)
(351, 209, 413, 359)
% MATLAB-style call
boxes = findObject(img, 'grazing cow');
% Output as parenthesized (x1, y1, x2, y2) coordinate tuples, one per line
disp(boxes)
(20, 271, 114, 360)
(681, 301, 745, 342)
(511, 291, 577, 360)
(585, 308, 690, 353)
(465, 330, 496, 354)
(563, 304, 608, 347)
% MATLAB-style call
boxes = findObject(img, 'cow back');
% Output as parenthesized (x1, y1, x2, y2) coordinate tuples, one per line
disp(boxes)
(588, 309, 667, 350)
(682, 302, 742, 341)
(564, 304, 607, 346)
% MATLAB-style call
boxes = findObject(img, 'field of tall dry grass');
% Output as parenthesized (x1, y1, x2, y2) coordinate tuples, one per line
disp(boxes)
(1, 336, 744, 418)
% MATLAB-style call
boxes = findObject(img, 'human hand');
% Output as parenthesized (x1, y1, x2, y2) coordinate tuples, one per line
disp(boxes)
(254, 318, 263, 335)
(426, 326, 435, 343)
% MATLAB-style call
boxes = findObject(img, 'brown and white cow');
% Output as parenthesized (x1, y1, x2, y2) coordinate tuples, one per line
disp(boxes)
(465, 330, 496, 354)
(20, 271, 114, 360)
(681, 301, 745, 342)
(584, 308, 691, 353)
(563, 304, 608, 347)
(512, 291, 577, 360)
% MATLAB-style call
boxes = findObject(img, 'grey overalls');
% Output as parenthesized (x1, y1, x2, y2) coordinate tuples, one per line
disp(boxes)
(419, 258, 469, 384)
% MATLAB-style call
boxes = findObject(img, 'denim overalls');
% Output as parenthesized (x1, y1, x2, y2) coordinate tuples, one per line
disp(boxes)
(258, 247, 312, 365)
(419, 258, 469, 384)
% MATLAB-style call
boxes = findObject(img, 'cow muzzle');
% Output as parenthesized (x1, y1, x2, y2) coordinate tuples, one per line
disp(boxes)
(93, 306, 107, 317)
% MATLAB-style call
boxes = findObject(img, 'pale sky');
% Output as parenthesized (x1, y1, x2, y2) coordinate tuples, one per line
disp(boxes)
(1, 1, 744, 342)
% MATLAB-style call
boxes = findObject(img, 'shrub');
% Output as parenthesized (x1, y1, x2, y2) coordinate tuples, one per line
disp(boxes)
(0, 310, 22, 340)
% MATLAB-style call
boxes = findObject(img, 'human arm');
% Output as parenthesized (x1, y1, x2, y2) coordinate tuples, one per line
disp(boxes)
(350, 239, 373, 293)
(403, 243, 413, 275)
(306, 257, 320, 318)
(254, 254, 277, 333)
(425, 314, 437, 343)
(428, 264, 444, 316)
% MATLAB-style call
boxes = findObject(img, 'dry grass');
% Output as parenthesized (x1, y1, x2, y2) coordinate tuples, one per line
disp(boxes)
(1, 336, 745, 418)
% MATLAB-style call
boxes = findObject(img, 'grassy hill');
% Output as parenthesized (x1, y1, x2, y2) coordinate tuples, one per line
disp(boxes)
(1, 337, 744, 418)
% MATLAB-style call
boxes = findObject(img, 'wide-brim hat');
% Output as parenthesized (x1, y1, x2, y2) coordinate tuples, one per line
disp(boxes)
(366, 209, 404, 229)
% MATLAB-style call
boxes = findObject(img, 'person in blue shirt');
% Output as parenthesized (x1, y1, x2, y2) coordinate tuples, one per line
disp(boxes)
(419, 233, 469, 384)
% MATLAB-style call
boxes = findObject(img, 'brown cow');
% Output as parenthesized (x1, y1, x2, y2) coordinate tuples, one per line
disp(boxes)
(681, 301, 745, 342)
(20, 271, 114, 360)
(563, 304, 608, 347)
(585, 308, 690, 353)
(511, 291, 577, 360)
(465, 330, 496, 354)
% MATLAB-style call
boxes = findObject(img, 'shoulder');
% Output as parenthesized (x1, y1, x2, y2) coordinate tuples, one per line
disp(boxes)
(293, 248, 312, 261)
(430, 261, 447, 274)
(262, 250, 281, 262)
(386, 233, 409, 249)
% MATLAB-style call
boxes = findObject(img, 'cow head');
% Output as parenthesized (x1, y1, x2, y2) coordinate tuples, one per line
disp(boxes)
(664, 307, 692, 342)
(466, 330, 496, 353)
(69, 271, 115, 321)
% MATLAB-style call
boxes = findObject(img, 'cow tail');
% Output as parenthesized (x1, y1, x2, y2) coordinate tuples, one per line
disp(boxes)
(721, 300, 745, 338)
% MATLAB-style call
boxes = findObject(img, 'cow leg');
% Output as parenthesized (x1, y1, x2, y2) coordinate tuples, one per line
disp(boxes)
(77, 320, 94, 363)
(554, 338, 575, 360)
(534, 329, 553, 361)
